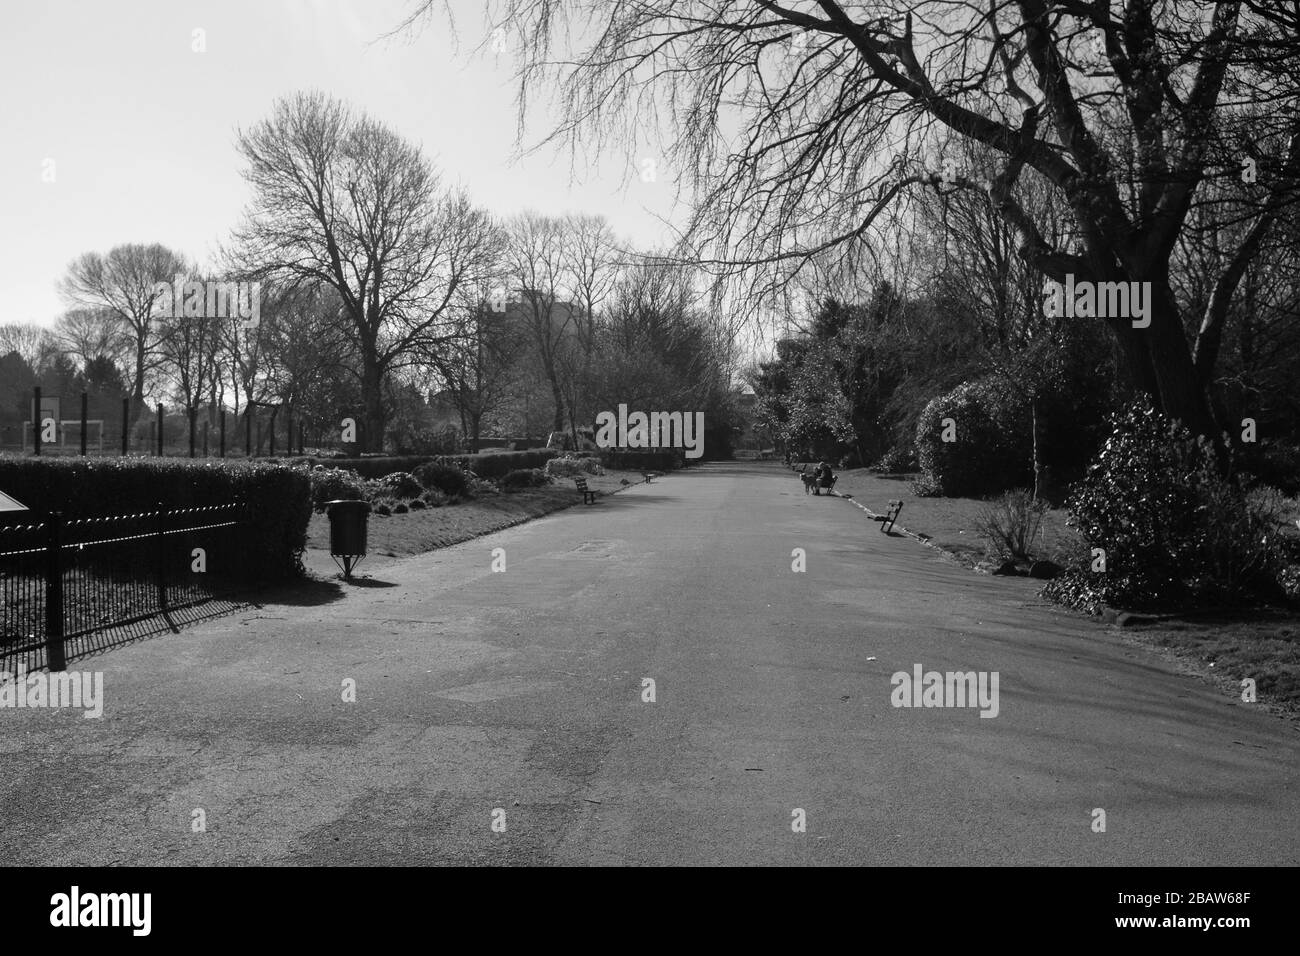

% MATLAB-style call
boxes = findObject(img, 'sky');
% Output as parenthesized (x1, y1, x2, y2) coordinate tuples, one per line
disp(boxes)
(0, 0, 690, 329)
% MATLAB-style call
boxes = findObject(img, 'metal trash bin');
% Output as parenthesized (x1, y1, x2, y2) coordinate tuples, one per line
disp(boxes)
(326, 499, 370, 579)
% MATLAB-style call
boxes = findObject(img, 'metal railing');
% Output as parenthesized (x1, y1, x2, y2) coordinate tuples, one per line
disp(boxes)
(0, 504, 247, 672)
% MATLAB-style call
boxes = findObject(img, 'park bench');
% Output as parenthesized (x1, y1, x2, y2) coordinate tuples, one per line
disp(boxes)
(574, 476, 600, 505)
(642, 471, 658, 483)
(880, 499, 903, 533)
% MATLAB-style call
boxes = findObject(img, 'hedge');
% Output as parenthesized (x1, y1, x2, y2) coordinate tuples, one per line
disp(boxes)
(433, 449, 558, 479)
(0, 456, 310, 582)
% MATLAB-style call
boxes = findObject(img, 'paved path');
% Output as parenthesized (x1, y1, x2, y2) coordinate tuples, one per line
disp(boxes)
(2, 462, 1297, 865)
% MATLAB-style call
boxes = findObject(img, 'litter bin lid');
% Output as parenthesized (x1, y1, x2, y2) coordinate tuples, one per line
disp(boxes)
(0, 489, 28, 512)
(326, 498, 371, 513)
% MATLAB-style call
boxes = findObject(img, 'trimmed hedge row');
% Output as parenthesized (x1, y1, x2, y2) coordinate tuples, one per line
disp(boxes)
(0, 456, 310, 582)
(433, 449, 558, 479)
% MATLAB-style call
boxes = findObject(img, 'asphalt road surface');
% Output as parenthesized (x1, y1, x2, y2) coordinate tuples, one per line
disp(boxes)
(3, 461, 1297, 865)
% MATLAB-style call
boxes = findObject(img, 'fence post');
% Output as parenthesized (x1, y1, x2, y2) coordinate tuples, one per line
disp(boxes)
(121, 397, 129, 456)
(156, 403, 164, 456)
(44, 511, 66, 671)
(80, 391, 88, 456)
(33, 386, 42, 457)
(156, 504, 178, 633)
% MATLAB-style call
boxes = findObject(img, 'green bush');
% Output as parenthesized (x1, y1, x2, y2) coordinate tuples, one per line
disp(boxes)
(413, 461, 469, 497)
(377, 471, 422, 500)
(915, 379, 1030, 497)
(304, 455, 438, 479)
(0, 456, 310, 581)
(870, 444, 917, 473)
(308, 466, 366, 512)
(1236, 440, 1300, 496)
(544, 455, 604, 478)
(1044, 402, 1289, 611)
(975, 489, 1048, 561)
(500, 468, 551, 490)
(433, 449, 558, 479)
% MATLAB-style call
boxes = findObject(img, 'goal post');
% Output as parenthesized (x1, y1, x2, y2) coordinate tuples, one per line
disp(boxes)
(22, 419, 105, 454)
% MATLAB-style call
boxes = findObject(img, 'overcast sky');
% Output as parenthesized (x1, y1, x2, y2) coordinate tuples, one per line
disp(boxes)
(0, 0, 689, 328)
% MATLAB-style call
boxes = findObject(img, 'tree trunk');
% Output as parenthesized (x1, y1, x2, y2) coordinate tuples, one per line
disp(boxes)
(1031, 396, 1044, 501)
(132, 340, 147, 421)
(1142, 276, 1222, 444)
(360, 353, 385, 454)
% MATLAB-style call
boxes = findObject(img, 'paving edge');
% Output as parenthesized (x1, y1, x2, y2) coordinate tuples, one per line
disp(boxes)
(830, 492, 1156, 627)
(829, 491, 964, 565)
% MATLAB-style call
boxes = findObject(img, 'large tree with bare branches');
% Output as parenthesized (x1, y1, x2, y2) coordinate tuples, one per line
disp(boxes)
(59, 243, 189, 418)
(231, 91, 500, 452)
(396, 0, 1300, 445)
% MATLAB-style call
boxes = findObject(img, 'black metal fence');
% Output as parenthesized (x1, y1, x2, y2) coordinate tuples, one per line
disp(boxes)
(0, 505, 247, 672)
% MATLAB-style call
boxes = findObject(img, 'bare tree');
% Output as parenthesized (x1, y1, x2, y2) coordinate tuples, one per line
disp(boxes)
(395, 0, 1300, 445)
(231, 91, 500, 452)
(0, 323, 56, 372)
(54, 307, 131, 371)
(502, 211, 579, 434)
(59, 243, 189, 418)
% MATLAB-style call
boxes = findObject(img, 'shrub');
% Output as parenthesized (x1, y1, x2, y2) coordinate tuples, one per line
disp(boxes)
(409, 498, 427, 510)
(915, 378, 1030, 497)
(413, 461, 469, 498)
(309, 467, 367, 512)
(303, 455, 438, 480)
(1044, 402, 1290, 611)
(432, 449, 558, 479)
(870, 444, 917, 474)
(373, 501, 392, 516)
(420, 488, 449, 508)
(974, 489, 1049, 561)
(1236, 440, 1300, 496)
(0, 456, 309, 582)
(500, 468, 551, 490)
(392, 502, 409, 514)
(544, 455, 604, 478)
(377, 471, 422, 500)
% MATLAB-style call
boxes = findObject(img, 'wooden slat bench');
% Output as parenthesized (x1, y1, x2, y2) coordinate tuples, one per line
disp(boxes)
(642, 472, 658, 484)
(574, 476, 600, 505)
(880, 499, 903, 533)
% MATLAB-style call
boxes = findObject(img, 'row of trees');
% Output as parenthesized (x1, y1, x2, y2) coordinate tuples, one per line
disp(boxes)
(4, 92, 740, 455)
(387, 0, 1300, 459)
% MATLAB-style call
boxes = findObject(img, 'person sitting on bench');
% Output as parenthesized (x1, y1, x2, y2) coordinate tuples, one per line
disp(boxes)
(813, 460, 835, 495)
